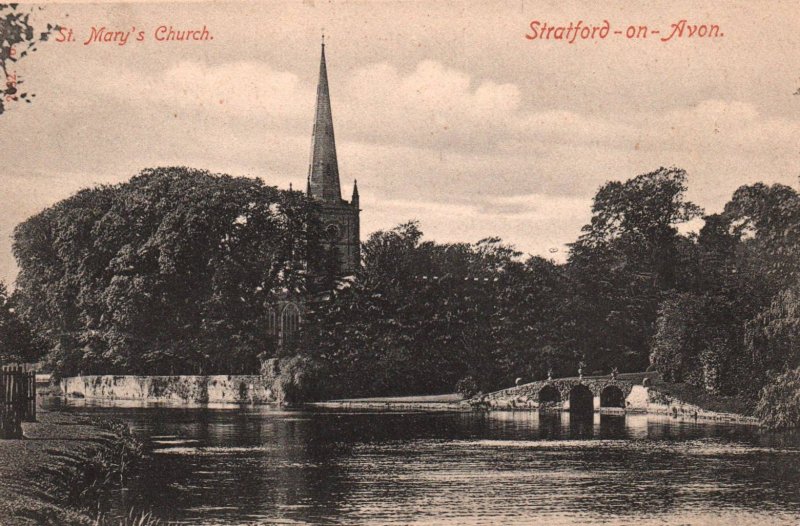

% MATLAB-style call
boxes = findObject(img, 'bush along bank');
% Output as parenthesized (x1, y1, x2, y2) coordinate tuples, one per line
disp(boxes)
(0, 411, 144, 525)
(755, 366, 800, 430)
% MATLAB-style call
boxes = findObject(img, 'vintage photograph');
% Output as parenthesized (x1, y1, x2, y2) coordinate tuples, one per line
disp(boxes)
(1, 1, 799, 524)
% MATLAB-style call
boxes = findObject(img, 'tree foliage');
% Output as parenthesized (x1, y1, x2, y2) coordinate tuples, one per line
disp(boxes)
(755, 366, 800, 430)
(261, 355, 323, 405)
(0, 4, 58, 114)
(745, 283, 800, 388)
(13, 167, 322, 376)
(649, 292, 740, 394)
(647, 182, 800, 406)
(11, 164, 800, 420)
(301, 164, 773, 400)
(567, 167, 703, 372)
(300, 222, 570, 397)
(0, 281, 40, 364)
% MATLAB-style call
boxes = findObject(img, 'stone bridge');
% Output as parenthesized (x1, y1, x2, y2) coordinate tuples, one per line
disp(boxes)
(472, 374, 653, 413)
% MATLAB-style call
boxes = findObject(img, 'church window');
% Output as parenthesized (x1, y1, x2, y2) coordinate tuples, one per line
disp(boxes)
(266, 307, 277, 336)
(280, 303, 301, 343)
(325, 222, 341, 241)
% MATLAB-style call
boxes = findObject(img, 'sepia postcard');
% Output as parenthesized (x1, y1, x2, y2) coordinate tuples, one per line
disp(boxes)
(1, 1, 799, 525)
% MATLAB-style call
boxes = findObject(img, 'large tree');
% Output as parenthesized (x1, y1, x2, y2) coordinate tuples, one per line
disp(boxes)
(722, 183, 800, 297)
(649, 182, 800, 400)
(567, 167, 703, 372)
(745, 283, 800, 393)
(13, 167, 323, 376)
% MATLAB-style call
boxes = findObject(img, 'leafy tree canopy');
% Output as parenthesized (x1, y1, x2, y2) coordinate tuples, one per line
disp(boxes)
(301, 222, 571, 397)
(566, 167, 703, 372)
(13, 167, 322, 376)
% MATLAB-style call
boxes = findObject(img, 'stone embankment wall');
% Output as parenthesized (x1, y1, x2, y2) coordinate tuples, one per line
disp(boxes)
(61, 375, 277, 404)
(646, 389, 759, 425)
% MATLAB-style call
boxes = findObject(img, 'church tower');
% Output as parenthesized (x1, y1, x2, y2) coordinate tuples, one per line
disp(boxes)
(307, 38, 361, 275)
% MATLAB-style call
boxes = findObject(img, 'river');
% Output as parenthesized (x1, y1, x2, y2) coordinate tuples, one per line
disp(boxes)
(51, 401, 800, 525)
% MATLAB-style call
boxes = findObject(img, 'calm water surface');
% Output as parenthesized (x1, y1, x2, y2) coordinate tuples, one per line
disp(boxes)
(52, 401, 800, 525)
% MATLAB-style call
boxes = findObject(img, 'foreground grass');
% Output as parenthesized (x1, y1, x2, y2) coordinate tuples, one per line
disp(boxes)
(94, 509, 167, 526)
(0, 410, 143, 526)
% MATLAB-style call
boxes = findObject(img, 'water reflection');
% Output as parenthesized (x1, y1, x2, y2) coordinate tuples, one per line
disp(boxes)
(598, 413, 627, 438)
(489, 411, 639, 440)
(537, 411, 562, 439)
(49, 401, 800, 526)
(567, 411, 594, 438)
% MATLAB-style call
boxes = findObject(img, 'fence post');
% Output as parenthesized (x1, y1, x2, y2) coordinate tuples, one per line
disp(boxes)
(0, 365, 25, 439)
(23, 370, 36, 422)
(0, 366, 4, 437)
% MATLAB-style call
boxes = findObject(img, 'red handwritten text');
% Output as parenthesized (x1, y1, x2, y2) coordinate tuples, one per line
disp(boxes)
(525, 20, 723, 43)
(54, 25, 214, 46)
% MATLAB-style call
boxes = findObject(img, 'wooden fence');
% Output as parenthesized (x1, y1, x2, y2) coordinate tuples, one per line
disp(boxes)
(0, 364, 36, 439)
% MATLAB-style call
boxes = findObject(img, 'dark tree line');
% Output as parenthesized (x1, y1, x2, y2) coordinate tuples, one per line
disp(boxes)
(303, 167, 709, 397)
(298, 223, 571, 397)
(300, 167, 800, 416)
(8, 165, 800, 426)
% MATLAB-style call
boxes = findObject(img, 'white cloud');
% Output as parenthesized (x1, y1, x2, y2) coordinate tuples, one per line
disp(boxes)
(636, 99, 800, 154)
(94, 60, 315, 122)
(83, 57, 800, 163)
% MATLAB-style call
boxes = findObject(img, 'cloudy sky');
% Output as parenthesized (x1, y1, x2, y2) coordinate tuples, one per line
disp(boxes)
(2, 0, 799, 285)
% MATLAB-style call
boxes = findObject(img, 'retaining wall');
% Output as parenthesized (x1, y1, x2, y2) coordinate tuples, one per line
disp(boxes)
(61, 375, 276, 404)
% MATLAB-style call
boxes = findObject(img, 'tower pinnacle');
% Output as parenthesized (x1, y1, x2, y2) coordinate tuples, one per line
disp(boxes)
(307, 39, 341, 202)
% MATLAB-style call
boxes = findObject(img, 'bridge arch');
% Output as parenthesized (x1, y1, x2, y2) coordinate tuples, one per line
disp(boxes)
(538, 385, 561, 409)
(568, 384, 594, 413)
(600, 385, 625, 408)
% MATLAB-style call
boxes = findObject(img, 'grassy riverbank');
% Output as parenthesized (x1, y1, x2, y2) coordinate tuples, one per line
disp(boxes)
(648, 379, 755, 416)
(328, 393, 462, 403)
(0, 410, 142, 526)
(311, 393, 468, 412)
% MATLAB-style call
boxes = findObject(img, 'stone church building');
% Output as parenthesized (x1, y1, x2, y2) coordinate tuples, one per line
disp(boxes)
(269, 41, 361, 346)
(307, 40, 361, 274)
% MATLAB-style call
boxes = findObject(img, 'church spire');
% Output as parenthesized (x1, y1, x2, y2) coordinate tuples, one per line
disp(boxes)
(307, 37, 342, 202)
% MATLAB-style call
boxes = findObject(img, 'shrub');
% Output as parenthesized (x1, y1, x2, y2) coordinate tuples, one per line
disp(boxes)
(88, 418, 144, 484)
(262, 355, 322, 405)
(455, 376, 480, 399)
(755, 366, 800, 430)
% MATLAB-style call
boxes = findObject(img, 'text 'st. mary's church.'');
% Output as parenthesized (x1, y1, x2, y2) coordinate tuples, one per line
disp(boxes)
(306, 40, 360, 275)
